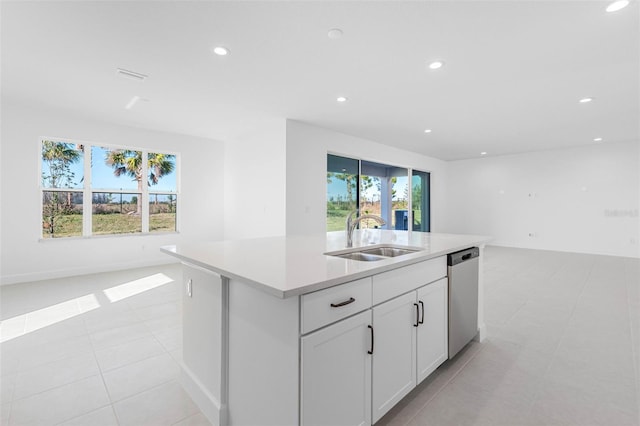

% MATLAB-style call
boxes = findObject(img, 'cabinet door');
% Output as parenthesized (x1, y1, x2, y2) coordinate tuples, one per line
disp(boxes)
(372, 292, 417, 424)
(301, 310, 372, 426)
(416, 278, 448, 384)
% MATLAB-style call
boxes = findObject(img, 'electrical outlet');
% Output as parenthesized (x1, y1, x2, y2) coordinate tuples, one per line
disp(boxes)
(186, 279, 193, 297)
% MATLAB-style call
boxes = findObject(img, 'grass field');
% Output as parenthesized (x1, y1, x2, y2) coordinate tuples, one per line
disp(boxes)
(326, 205, 422, 232)
(42, 213, 176, 238)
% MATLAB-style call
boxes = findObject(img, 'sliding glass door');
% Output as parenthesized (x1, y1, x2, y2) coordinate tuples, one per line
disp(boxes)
(327, 154, 431, 233)
(327, 154, 359, 232)
(411, 170, 430, 232)
(360, 161, 409, 230)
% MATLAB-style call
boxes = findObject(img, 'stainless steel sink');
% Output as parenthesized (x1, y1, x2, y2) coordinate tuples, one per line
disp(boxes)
(360, 247, 420, 257)
(326, 245, 423, 261)
(334, 252, 386, 262)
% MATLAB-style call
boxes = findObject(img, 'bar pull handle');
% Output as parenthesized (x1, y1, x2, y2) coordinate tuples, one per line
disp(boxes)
(414, 303, 420, 327)
(419, 300, 425, 324)
(368, 325, 374, 355)
(331, 297, 355, 308)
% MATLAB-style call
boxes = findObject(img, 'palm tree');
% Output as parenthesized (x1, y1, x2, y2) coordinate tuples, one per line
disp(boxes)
(105, 150, 175, 215)
(41, 141, 82, 235)
(42, 140, 82, 189)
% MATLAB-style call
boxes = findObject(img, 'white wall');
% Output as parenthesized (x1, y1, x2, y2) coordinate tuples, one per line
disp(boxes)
(223, 119, 287, 240)
(0, 101, 225, 285)
(443, 142, 640, 258)
(285, 120, 448, 235)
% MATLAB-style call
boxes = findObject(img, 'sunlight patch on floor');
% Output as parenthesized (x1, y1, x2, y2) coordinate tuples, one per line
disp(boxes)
(103, 273, 173, 303)
(0, 293, 100, 343)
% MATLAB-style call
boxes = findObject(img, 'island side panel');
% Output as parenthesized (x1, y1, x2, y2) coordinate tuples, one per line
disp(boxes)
(227, 278, 300, 426)
(476, 244, 487, 342)
(181, 263, 227, 426)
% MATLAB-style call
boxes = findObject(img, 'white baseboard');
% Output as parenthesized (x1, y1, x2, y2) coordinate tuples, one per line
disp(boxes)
(475, 322, 487, 343)
(0, 258, 179, 286)
(180, 364, 226, 426)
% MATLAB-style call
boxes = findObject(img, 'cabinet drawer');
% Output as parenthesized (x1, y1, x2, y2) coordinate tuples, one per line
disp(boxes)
(372, 257, 446, 305)
(301, 277, 372, 334)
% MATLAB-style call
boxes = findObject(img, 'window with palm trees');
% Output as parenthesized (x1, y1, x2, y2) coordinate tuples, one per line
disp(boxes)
(41, 139, 178, 238)
(326, 154, 431, 233)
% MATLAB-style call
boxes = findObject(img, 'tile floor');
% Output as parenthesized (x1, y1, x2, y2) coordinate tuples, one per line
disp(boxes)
(1, 246, 639, 426)
(378, 246, 640, 426)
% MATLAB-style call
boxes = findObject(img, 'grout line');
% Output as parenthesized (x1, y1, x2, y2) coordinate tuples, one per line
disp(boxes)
(170, 412, 202, 426)
(4, 401, 12, 426)
(106, 375, 178, 405)
(624, 258, 640, 417)
(521, 255, 596, 419)
(51, 402, 114, 426)
(85, 317, 121, 426)
(402, 343, 486, 426)
(95, 335, 169, 374)
(110, 403, 122, 426)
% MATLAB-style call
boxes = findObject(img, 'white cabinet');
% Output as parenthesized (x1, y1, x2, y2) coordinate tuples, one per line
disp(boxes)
(300, 258, 449, 426)
(301, 277, 372, 334)
(416, 278, 448, 383)
(372, 278, 448, 423)
(371, 292, 417, 423)
(301, 310, 372, 426)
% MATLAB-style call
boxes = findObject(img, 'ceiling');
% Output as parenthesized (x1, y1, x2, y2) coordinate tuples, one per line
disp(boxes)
(2, 1, 638, 161)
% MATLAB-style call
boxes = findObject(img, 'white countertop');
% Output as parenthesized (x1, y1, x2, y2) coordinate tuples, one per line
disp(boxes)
(161, 230, 491, 298)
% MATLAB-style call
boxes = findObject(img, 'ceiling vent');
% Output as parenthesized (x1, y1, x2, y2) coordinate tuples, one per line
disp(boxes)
(116, 68, 148, 81)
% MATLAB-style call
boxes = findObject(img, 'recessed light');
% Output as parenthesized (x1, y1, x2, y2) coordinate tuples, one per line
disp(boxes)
(579, 97, 593, 103)
(594, 137, 603, 142)
(428, 61, 444, 70)
(212, 46, 229, 56)
(327, 28, 343, 39)
(125, 95, 141, 110)
(424, 129, 432, 134)
(606, 0, 629, 12)
(480, 152, 487, 156)
(336, 96, 348, 102)
(116, 68, 147, 82)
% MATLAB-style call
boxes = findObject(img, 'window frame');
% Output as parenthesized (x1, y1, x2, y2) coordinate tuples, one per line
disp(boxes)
(39, 137, 180, 240)
(326, 152, 431, 233)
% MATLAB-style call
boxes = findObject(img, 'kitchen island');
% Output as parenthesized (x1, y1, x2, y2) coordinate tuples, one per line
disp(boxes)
(161, 230, 490, 426)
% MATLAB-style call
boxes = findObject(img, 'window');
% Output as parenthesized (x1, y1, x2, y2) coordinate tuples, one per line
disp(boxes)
(326, 154, 430, 232)
(41, 139, 178, 238)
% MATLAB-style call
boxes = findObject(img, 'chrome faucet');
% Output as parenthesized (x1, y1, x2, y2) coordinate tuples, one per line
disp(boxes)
(346, 211, 386, 248)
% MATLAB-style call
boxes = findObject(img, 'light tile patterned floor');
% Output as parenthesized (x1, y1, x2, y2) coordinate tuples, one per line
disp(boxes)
(1, 264, 207, 426)
(1, 247, 639, 425)
(378, 246, 640, 426)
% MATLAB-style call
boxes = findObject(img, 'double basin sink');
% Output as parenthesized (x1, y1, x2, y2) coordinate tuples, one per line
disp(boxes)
(326, 245, 422, 262)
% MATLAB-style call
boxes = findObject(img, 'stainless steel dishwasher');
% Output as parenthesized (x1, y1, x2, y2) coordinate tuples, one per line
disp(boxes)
(447, 247, 480, 359)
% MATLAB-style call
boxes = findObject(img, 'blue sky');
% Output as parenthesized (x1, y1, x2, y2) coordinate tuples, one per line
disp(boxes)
(42, 144, 176, 192)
